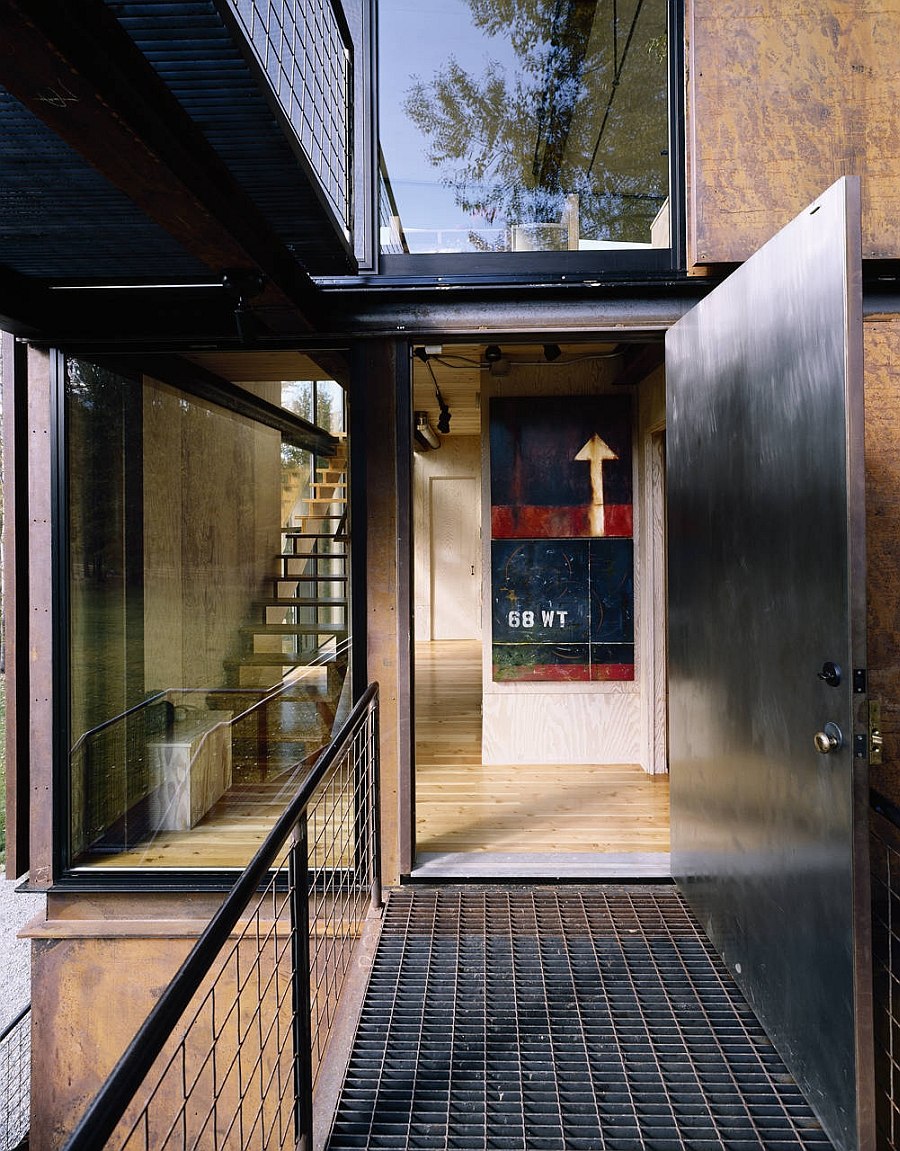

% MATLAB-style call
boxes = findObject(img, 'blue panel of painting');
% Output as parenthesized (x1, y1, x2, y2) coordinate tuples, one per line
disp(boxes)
(492, 540, 589, 644)
(590, 644, 635, 682)
(589, 539, 634, 643)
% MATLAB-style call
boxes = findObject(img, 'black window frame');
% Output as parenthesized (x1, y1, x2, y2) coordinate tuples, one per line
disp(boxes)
(369, 0, 686, 285)
(49, 349, 358, 891)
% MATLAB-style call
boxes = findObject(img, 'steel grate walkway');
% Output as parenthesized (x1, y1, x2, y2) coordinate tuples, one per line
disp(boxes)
(326, 886, 833, 1151)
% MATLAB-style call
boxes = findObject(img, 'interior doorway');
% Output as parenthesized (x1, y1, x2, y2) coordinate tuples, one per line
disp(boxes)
(410, 339, 670, 878)
(430, 476, 480, 639)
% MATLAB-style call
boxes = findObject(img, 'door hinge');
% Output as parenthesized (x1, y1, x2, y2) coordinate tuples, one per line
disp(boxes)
(869, 700, 884, 766)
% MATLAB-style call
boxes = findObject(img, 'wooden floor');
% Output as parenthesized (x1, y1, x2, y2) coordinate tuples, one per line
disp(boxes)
(415, 640, 670, 856)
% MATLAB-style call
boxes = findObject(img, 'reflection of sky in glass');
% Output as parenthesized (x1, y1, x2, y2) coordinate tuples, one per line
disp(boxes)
(378, 0, 670, 255)
(380, 0, 519, 245)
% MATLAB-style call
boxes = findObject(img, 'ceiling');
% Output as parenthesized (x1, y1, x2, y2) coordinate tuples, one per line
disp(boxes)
(412, 340, 660, 440)
(0, 0, 351, 340)
(184, 350, 339, 383)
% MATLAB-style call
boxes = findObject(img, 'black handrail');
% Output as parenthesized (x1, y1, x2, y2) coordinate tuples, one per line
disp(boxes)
(63, 682, 378, 1151)
(0, 1003, 29, 1045)
(69, 634, 351, 757)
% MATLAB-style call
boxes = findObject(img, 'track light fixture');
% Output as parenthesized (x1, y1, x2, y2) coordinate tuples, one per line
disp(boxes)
(222, 268, 265, 346)
(436, 396, 451, 434)
(415, 411, 441, 449)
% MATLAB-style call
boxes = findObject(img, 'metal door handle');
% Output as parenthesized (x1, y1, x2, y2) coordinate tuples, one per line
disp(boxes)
(471, 565, 475, 575)
(814, 721, 843, 754)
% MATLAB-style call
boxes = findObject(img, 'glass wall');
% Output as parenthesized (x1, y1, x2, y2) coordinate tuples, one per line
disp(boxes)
(66, 362, 351, 871)
(379, 0, 670, 255)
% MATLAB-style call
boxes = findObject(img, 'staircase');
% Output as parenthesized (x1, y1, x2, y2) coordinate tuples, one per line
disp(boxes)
(214, 440, 350, 776)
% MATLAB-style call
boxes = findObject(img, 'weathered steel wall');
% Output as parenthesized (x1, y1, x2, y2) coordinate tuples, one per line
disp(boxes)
(687, 1, 900, 265)
(864, 315, 900, 807)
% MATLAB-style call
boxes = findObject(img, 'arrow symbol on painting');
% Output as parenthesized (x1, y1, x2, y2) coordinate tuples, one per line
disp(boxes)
(575, 433, 618, 536)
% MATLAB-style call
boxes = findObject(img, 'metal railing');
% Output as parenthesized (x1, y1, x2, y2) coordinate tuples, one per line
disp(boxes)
(70, 637, 352, 860)
(0, 1005, 30, 1151)
(871, 790, 900, 1150)
(63, 684, 380, 1151)
(228, 0, 353, 235)
(378, 149, 408, 255)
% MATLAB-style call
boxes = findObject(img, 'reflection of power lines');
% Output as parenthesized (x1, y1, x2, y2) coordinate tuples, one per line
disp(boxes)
(588, 0, 646, 175)
(532, 0, 598, 190)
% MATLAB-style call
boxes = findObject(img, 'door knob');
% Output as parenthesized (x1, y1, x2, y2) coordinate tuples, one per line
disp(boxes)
(814, 721, 843, 754)
(817, 661, 841, 687)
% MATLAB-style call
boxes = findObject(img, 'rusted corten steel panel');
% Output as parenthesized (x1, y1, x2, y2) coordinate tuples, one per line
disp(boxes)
(27, 346, 54, 889)
(360, 342, 405, 886)
(686, 1, 900, 266)
(865, 315, 900, 807)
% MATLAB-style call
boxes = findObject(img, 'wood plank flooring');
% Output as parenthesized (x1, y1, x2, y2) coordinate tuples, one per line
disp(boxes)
(415, 640, 670, 855)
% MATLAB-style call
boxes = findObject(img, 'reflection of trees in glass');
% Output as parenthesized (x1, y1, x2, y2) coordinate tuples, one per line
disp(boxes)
(403, 0, 668, 245)
(280, 381, 340, 470)
(67, 359, 127, 583)
(279, 381, 345, 527)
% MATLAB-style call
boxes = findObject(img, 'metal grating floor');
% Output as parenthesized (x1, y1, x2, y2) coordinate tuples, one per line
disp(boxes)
(326, 886, 834, 1151)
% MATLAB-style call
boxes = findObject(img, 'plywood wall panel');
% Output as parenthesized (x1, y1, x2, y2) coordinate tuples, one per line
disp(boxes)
(687, 1, 900, 265)
(864, 316, 900, 805)
(483, 692, 641, 765)
(143, 382, 184, 692)
(143, 378, 281, 693)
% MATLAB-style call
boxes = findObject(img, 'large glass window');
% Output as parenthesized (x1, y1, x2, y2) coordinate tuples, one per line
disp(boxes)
(379, 0, 670, 257)
(65, 361, 351, 871)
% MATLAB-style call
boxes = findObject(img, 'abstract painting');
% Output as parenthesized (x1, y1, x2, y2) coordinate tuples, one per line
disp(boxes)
(489, 396, 634, 681)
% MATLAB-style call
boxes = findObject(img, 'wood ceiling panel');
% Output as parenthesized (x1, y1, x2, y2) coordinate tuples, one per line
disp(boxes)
(412, 341, 625, 441)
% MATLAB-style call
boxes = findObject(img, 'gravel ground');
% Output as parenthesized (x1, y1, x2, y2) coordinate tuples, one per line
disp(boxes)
(0, 877, 44, 1036)
(0, 875, 44, 1150)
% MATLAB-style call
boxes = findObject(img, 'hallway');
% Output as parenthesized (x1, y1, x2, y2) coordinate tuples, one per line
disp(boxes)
(415, 642, 670, 874)
(326, 886, 833, 1151)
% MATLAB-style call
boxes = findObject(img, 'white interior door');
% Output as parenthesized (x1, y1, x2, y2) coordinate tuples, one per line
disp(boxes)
(431, 476, 480, 640)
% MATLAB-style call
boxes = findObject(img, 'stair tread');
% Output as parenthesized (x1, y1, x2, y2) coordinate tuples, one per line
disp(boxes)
(274, 575, 348, 583)
(226, 652, 345, 667)
(278, 553, 347, 562)
(282, 532, 348, 540)
(242, 624, 349, 635)
(261, 603, 349, 612)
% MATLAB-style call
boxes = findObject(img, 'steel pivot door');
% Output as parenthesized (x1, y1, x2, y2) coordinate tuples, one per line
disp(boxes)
(666, 178, 873, 1151)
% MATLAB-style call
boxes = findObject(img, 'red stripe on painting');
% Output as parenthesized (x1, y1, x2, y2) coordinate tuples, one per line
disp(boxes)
(491, 505, 633, 539)
(591, 664, 635, 682)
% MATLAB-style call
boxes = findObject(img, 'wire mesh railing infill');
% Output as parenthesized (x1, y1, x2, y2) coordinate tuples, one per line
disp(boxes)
(0, 1004, 30, 1151)
(62, 683, 380, 1151)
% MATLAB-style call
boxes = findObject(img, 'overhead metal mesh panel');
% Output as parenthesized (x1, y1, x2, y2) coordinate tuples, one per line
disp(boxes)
(328, 887, 834, 1151)
(231, 0, 352, 234)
